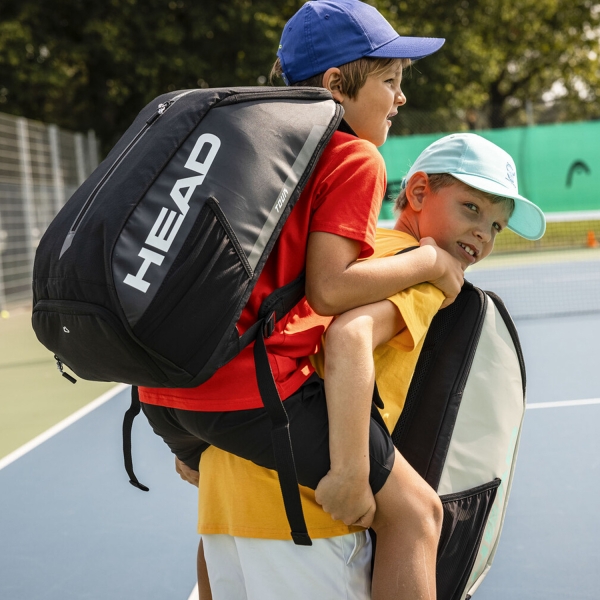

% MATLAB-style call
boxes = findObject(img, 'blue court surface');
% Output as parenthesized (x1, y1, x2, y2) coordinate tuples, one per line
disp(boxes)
(0, 387, 200, 600)
(1, 264, 600, 599)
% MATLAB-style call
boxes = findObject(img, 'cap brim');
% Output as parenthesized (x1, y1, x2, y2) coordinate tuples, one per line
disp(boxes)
(452, 173, 546, 241)
(367, 36, 445, 61)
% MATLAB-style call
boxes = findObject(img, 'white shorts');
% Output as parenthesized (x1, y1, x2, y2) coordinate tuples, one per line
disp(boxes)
(202, 531, 372, 600)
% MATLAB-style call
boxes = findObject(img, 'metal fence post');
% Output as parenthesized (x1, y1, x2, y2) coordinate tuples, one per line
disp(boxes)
(87, 129, 99, 171)
(48, 124, 66, 213)
(74, 132, 86, 185)
(16, 117, 36, 279)
(0, 211, 6, 310)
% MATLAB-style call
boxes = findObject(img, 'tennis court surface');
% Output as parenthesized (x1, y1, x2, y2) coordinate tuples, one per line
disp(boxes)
(1, 255, 599, 599)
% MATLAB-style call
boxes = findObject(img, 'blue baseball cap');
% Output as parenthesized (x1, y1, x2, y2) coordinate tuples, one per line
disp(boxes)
(401, 133, 546, 241)
(277, 0, 445, 85)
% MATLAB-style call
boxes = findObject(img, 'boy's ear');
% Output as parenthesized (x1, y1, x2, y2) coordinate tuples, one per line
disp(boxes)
(405, 172, 430, 212)
(322, 67, 345, 103)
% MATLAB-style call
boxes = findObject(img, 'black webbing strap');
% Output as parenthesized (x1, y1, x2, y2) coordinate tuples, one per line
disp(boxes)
(396, 245, 419, 255)
(254, 316, 312, 546)
(372, 381, 385, 409)
(123, 386, 149, 492)
(237, 273, 306, 363)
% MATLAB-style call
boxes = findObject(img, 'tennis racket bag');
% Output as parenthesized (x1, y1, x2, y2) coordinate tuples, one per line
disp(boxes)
(392, 281, 526, 600)
(32, 87, 341, 388)
(31, 86, 343, 546)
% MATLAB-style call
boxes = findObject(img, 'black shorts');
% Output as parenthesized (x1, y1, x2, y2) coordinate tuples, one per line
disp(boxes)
(142, 374, 395, 495)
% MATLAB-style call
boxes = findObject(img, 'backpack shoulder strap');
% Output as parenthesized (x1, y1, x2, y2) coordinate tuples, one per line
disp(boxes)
(253, 328, 312, 546)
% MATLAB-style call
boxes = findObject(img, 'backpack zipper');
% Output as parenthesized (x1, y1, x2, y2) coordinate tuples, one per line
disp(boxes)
(54, 354, 77, 383)
(59, 90, 196, 258)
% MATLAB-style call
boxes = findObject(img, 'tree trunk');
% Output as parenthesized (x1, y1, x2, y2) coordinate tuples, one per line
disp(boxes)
(488, 80, 507, 128)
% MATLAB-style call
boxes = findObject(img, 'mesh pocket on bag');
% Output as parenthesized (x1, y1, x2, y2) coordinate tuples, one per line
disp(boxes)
(437, 478, 501, 600)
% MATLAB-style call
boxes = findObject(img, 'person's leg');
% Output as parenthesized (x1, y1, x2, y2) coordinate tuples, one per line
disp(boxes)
(145, 383, 441, 600)
(197, 538, 213, 600)
(200, 534, 248, 600)
(370, 448, 443, 600)
(191, 388, 437, 600)
(202, 532, 372, 600)
(141, 376, 328, 480)
(142, 403, 210, 471)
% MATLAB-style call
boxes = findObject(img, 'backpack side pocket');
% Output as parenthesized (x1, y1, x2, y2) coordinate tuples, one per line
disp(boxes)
(437, 478, 501, 600)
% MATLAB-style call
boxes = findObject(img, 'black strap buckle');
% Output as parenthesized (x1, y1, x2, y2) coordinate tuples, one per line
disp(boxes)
(263, 311, 276, 339)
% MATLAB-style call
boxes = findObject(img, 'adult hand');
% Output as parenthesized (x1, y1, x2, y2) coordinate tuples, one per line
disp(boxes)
(315, 469, 376, 528)
(175, 457, 199, 487)
(420, 237, 464, 308)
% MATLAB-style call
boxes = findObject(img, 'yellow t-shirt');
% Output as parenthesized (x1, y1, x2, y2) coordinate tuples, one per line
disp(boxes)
(197, 229, 445, 539)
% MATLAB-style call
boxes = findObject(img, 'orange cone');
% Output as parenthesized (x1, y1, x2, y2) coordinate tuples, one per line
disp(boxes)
(587, 231, 599, 248)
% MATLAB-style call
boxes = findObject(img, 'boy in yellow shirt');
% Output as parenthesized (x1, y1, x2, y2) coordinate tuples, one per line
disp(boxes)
(187, 133, 545, 599)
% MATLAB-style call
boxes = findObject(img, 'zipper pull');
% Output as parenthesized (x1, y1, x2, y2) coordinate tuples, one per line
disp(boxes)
(54, 355, 77, 384)
(157, 100, 172, 114)
(145, 100, 174, 125)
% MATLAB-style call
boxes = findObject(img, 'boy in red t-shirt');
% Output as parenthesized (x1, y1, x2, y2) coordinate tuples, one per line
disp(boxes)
(140, 2, 463, 598)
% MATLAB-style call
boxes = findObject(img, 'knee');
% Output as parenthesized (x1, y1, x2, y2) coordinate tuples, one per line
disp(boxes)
(426, 488, 444, 538)
(373, 472, 443, 542)
(404, 483, 443, 541)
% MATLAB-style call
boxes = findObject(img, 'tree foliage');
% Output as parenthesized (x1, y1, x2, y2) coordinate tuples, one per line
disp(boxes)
(377, 0, 600, 128)
(0, 0, 598, 150)
(0, 0, 302, 151)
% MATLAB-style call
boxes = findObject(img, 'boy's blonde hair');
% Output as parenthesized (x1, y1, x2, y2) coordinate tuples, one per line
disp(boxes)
(395, 173, 515, 215)
(270, 56, 410, 100)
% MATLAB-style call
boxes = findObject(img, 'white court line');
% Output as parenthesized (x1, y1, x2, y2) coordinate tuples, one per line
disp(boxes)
(527, 397, 600, 410)
(187, 583, 199, 600)
(0, 383, 129, 471)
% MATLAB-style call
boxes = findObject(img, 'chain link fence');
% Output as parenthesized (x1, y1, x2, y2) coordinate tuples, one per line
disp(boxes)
(0, 112, 99, 310)
(1, 99, 597, 311)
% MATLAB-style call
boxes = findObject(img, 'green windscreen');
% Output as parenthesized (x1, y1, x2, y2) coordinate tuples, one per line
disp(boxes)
(379, 120, 600, 214)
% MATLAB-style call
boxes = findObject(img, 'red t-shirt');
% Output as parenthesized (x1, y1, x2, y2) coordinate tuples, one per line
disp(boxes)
(139, 131, 385, 411)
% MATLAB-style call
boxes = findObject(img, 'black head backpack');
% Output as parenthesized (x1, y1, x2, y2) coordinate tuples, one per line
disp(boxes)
(32, 87, 343, 545)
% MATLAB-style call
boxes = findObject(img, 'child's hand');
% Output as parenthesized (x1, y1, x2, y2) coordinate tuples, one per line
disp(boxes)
(175, 457, 199, 487)
(315, 469, 376, 528)
(419, 237, 464, 308)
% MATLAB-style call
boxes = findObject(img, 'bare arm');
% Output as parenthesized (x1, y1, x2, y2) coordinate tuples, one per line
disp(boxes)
(305, 232, 463, 315)
(314, 299, 403, 526)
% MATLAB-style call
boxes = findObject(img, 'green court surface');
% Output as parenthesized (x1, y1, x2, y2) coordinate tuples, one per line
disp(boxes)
(0, 308, 115, 459)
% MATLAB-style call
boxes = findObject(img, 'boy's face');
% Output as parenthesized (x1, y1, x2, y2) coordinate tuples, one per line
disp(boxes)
(337, 63, 405, 147)
(416, 180, 511, 270)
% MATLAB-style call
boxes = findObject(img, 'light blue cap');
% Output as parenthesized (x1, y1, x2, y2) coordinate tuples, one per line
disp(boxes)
(401, 133, 546, 240)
